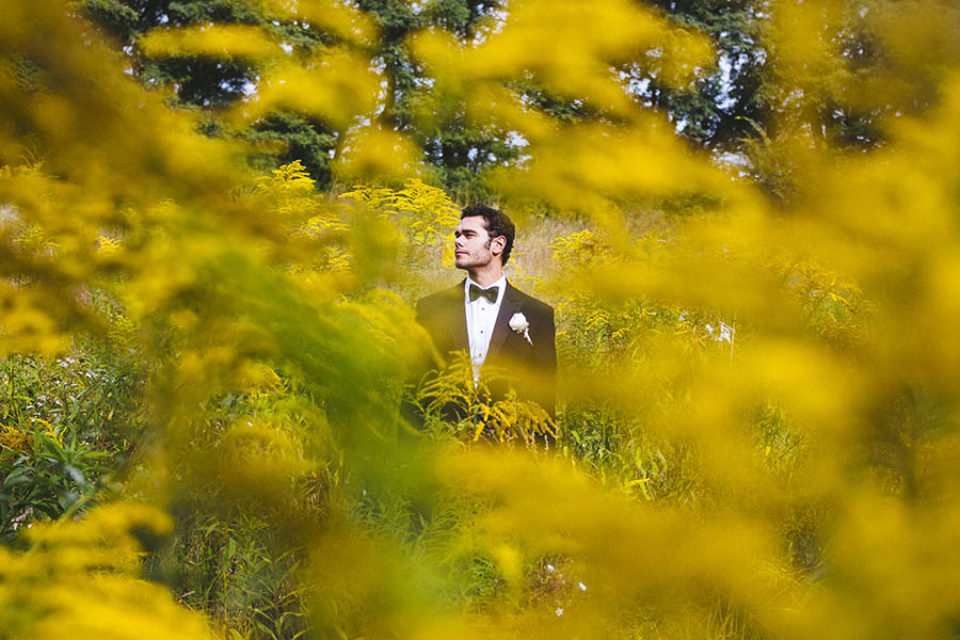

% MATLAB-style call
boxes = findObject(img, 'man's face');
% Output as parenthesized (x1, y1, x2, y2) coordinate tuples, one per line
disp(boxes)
(454, 216, 504, 270)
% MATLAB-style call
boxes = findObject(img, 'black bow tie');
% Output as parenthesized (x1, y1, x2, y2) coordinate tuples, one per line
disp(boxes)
(469, 284, 499, 303)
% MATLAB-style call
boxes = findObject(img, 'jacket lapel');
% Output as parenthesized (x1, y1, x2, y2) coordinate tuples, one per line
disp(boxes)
(488, 281, 524, 360)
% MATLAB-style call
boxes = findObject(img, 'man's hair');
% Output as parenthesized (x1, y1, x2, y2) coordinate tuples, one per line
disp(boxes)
(461, 204, 516, 265)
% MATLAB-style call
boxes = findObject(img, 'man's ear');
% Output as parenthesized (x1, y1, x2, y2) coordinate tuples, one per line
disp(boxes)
(490, 235, 506, 257)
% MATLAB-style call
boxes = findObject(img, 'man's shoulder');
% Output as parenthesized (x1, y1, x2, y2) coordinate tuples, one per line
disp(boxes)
(508, 282, 554, 317)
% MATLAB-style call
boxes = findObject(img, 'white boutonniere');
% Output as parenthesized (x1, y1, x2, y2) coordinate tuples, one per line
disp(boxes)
(509, 312, 533, 345)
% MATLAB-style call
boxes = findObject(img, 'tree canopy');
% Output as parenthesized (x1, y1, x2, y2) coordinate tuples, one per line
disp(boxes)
(79, 0, 958, 199)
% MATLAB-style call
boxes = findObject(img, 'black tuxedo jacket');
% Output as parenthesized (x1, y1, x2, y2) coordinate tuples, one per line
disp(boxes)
(415, 279, 557, 416)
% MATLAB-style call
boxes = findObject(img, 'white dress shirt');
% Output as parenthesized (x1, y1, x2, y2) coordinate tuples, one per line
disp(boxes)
(464, 275, 506, 379)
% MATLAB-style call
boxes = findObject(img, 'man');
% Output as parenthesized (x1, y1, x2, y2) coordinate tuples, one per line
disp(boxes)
(415, 204, 557, 422)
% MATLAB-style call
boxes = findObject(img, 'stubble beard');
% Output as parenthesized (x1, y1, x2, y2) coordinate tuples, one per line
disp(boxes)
(455, 238, 492, 271)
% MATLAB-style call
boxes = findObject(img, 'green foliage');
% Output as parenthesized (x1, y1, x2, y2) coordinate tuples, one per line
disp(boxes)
(152, 512, 309, 640)
(638, 0, 769, 147)
(0, 343, 143, 539)
(0, 422, 107, 535)
(245, 113, 338, 187)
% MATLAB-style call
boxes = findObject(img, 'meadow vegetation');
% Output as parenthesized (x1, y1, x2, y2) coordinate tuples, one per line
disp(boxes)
(3, 0, 960, 638)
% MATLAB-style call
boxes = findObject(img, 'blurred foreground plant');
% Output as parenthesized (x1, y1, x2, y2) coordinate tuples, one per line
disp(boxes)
(0, 502, 214, 639)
